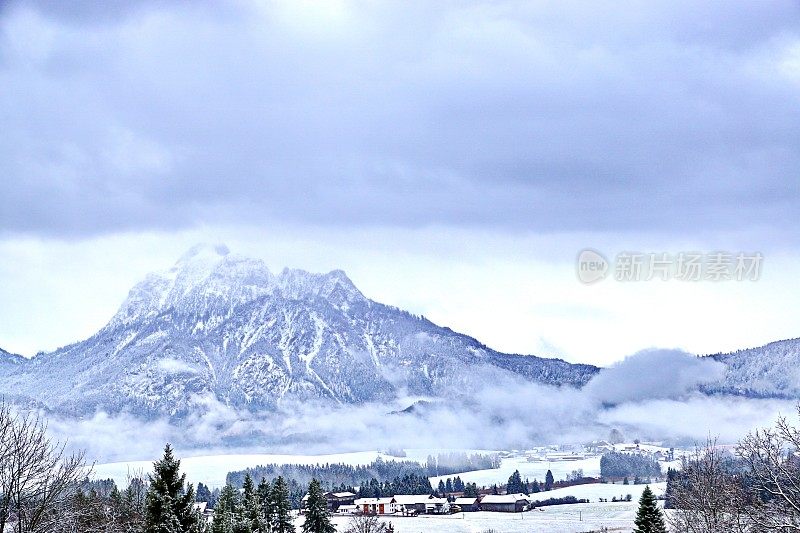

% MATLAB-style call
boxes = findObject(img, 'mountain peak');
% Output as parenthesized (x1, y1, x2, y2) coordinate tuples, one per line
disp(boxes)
(175, 243, 231, 267)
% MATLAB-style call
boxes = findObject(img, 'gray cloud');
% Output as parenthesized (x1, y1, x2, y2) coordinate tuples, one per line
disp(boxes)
(1, 0, 798, 242)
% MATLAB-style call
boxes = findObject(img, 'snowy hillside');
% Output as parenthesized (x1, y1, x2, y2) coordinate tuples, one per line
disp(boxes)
(703, 338, 800, 398)
(0, 244, 598, 417)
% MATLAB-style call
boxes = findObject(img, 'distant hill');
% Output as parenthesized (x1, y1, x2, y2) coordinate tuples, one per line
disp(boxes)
(703, 337, 800, 398)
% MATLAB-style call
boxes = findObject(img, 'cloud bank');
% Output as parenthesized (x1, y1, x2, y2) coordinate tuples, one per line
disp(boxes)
(39, 349, 792, 464)
(1, 0, 798, 244)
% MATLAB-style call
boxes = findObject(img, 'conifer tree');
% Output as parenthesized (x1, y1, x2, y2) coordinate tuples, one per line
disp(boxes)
(506, 470, 527, 494)
(257, 478, 273, 530)
(145, 444, 202, 533)
(197, 482, 213, 503)
(212, 484, 242, 533)
(301, 479, 335, 533)
(633, 485, 667, 533)
(463, 483, 478, 498)
(544, 470, 554, 491)
(242, 474, 263, 532)
(271, 476, 295, 533)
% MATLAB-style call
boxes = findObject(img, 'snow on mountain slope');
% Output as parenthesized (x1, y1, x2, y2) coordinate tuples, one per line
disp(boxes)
(703, 338, 800, 398)
(0, 347, 24, 367)
(0, 244, 598, 418)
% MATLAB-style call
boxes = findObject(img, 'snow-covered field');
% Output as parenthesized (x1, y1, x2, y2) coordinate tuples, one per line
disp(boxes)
(93, 448, 668, 499)
(94, 448, 504, 488)
(430, 454, 602, 487)
(529, 481, 667, 502)
(302, 502, 654, 533)
(94, 451, 396, 488)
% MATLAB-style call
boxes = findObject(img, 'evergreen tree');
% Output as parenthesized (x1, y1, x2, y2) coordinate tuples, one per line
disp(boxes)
(463, 483, 478, 498)
(197, 482, 213, 503)
(506, 470, 527, 494)
(633, 485, 667, 533)
(301, 479, 335, 533)
(271, 476, 295, 533)
(531, 479, 541, 493)
(242, 474, 262, 532)
(212, 484, 242, 533)
(145, 444, 202, 533)
(544, 470, 554, 491)
(257, 478, 273, 529)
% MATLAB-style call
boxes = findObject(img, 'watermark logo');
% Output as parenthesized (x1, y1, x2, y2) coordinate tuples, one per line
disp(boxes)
(576, 249, 609, 284)
(576, 250, 763, 284)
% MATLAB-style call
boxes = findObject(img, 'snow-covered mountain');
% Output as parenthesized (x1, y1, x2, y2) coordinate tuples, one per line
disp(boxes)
(703, 338, 800, 398)
(0, 347, 24, 368)
(0, 244, 599, 417)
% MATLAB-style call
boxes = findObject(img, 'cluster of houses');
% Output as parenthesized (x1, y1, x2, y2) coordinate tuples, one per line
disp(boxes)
(301, 491, 535, 515)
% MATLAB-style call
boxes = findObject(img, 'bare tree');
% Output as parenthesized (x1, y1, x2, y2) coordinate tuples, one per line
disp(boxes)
(0, 402, 88, 533)
(737, 407, 800, 531)
(343, 514, 389, 533)
(666, 438, 750, 533)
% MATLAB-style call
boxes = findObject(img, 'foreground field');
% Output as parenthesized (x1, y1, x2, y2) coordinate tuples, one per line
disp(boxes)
(312, 502, 649, 533)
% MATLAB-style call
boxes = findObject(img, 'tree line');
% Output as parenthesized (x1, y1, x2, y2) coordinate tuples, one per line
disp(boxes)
(600, 451, 662, 479)
(227, 458, 424, 492)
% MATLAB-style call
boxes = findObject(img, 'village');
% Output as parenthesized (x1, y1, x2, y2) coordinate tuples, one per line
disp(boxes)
(302, 491, 532, 516)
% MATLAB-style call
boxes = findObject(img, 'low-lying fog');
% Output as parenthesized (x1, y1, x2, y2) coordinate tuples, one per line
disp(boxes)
(46, 349, 795, 463)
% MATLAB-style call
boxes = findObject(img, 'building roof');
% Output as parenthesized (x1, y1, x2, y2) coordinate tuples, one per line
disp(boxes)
(354, 497, 396, 505)
(480, 493, 529, 504)
(301, 491, 355, 502)
(393, 495, 433, 505)
(453, 497, 479, 505)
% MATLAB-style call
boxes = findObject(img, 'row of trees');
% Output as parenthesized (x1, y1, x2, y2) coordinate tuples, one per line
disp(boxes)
(502, 469, 555, 495)
(211, 474, 295, 533)
(435, 476, 466, 495)
(423, 452, 499, 476)
(228, 458, 424, 492)
(600, 451, 662, 479)
(355, 474, 432, 498)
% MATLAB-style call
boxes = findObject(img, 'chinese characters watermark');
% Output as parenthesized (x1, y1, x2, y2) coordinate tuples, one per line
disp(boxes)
(576, 249, 763, 284)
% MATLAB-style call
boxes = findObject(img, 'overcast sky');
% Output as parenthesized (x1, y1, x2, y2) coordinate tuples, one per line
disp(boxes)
(1, 1, 799, 364)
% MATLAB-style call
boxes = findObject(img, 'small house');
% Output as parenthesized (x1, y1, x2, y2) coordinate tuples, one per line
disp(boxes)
(453, 496, 479, 512)
(393, 494, 432, 515)
(425, 497, 450, 514)
(353, 497, 397, 515)
(479, 493, 529, 513)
